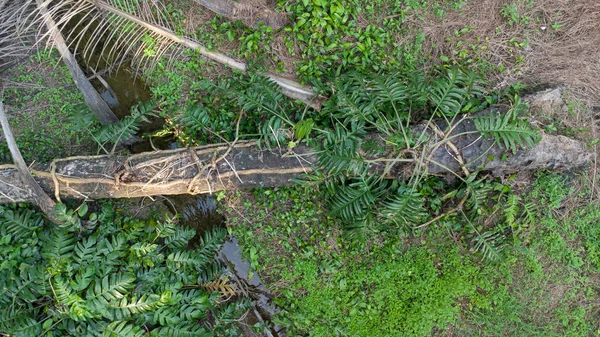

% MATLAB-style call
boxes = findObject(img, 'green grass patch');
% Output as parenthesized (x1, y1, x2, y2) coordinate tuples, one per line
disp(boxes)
(222, 172, 600, 336)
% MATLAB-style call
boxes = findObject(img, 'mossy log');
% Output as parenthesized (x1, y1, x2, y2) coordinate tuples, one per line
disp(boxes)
(0, 110, 592, 203)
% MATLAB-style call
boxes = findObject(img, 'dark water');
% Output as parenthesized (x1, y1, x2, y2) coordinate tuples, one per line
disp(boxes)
(63, 14, 156, 127)
(169, 195, 285, 337)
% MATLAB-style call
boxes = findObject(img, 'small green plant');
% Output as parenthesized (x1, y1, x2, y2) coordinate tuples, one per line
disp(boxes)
(0, 203, 247, 336)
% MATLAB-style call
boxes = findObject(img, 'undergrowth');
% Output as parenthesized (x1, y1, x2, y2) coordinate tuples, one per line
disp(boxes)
(1, 50, 96, 162)
(222, 172, 600, 336)
(0, 201, 248, 336)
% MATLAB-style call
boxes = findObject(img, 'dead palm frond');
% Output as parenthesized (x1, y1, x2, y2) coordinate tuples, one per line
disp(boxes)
(0, 0, 39, 71)
(2, 0, 319, 108)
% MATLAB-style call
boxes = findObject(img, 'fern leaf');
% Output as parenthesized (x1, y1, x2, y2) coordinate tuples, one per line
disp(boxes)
(164, 226, 196, 249)
(195, 227, 227, 260)
(379, 187, 427, 227)
(472, 230, 505, 261)
(166, 251, 208, 269)
(86, 273, 136, 308)
(103, 321, 144, 337)
(294, 118, 315, 140)
(474, 108, 540, 153)
(318, 149, 366, 176)
(179, 104, 210, 132)
(504, 194, 521, 228)
(330, 180, 385, 222)
(42, 229, 75, 260)
(522, 201, 538, 227)
(150, 323, 211, 337)
(201, 275, 236, 296)
(71, 266, 96, 292)
(129, 242, 159, 258)
(109, 294, 162, 320)
(74, 236, 98, 266)
(198, 262, 227, 284)
(428, 68, 468, 116)
(0, 208, 44, 241)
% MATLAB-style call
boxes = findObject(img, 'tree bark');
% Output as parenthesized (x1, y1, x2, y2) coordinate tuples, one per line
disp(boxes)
(0, 122, 591, 203)
(37, 0, 120, 125)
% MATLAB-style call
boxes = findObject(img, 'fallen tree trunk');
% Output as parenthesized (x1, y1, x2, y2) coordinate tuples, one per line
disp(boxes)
(0, 120, 592, 203)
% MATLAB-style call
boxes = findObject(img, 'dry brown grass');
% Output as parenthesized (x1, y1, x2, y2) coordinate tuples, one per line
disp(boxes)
(423, 0, 600, 105)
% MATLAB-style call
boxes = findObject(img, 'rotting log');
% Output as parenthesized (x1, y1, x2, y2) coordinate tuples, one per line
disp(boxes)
(0, 110, 592, 203)
(36, 0, 120, 125)
(194, 0, 290, 29)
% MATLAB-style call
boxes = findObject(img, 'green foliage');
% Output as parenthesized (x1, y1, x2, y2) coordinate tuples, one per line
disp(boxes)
(224, 173, 600, 337)
(0, 204, 245, 336)
(72, 100, 157, 153)
(1, 49, 97, 163)
(474, 96, 541, 153)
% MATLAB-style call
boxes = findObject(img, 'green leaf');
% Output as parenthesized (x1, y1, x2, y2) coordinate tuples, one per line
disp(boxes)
(474, 106, 540, 153)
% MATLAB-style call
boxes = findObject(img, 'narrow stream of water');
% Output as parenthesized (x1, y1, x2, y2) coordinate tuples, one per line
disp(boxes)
(168, 195, 285, 337)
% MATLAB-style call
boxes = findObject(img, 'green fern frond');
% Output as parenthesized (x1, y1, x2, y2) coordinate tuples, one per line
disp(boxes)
(0, 208, 44, 241)
(164, 226, 196, 249)
(371, 73, 409, 107)
(294, 118, 315, 140)
(504, 194, 521, 228)
(179, 104, 210, 132)
(462, 175, 493, 214)
(195, 227, 227, 260)
(42, 229, 75, 260)
(258, 115, 289, 150)
(0, 309, 42, 337)
(342, 216, 374, 241)
(379, 187, 427, 227)
(198, 262, 227, 284)
(129, 242, 159, 258)
(109, 294, 163, 320)
(74, 236, 99, 266)
(472, 230, 505, 261)
(103, 320, 144, 337)
(330, 179, 386, 222)
(428, 68, 469, 117)
(86, 273, 136, 308)
(522, 201, 538, 226)
(474, 105, 540, 153)
(318, 149, 366, 176)
(166, 251, 208, 269)
(71, 266, 96, 292)
(150, 323, 212, 337)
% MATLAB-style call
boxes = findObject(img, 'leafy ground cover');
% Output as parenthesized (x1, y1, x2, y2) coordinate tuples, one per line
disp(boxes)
(221, 172, 600, 336)
(1, 50, 98, 162)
